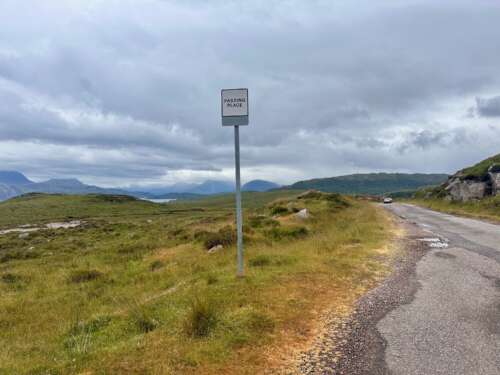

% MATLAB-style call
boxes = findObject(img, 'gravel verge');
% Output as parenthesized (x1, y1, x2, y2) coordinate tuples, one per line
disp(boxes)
(293, 220, 428, 374)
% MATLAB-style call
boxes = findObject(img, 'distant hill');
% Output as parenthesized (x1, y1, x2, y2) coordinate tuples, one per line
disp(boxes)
(0, 171, 33, 185)
(242, 180, 280, 192)
(285, 173, 449, 195)
(0, 174, 131, 201)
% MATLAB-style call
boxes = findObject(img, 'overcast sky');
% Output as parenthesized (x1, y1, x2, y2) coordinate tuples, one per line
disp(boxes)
(1, 0, 499, 187)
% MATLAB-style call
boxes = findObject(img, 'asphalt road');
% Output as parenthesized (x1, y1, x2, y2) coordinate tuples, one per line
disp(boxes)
(380, 203, 500, 375)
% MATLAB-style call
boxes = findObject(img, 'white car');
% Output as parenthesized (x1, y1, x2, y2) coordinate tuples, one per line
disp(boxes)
(383, 197, 393, 204)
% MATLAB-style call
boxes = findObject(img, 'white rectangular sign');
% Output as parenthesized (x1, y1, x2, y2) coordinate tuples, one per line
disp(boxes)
(222, 88, 248, 117)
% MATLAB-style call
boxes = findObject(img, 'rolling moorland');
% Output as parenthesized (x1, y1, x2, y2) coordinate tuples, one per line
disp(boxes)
(0, 190, 398, 374)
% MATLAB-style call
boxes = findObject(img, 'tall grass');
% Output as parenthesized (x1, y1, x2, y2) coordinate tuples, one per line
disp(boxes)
(0, 191, 394, 374)
(411, 197, 500, 222)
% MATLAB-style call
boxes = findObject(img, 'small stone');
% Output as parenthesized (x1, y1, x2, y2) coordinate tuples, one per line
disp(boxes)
(295, 208, 310, 220)
(208, 244, 223, 253)
(18, 232, 30, 239)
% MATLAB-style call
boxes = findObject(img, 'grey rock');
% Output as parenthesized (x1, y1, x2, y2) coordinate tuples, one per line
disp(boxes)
(208, 244, 223, 254)
(445, 178, 487, 201)
(18, 232, 30, 239)
(488, 168, 500, 196)
(295, 208, 310, 219)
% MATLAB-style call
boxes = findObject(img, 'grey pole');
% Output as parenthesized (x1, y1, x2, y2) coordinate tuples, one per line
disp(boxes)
(234, 125, 244, 277)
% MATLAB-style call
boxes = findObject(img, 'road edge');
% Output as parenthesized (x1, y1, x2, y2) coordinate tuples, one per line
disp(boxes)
(295, 214, 429, 374)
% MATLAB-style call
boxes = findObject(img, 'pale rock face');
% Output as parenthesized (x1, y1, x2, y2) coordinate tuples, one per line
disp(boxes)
(489, 172, 500, 196)
(295, 208, 310, 219)
(445, 178, 487, 201)
(208, 244, 223, 254)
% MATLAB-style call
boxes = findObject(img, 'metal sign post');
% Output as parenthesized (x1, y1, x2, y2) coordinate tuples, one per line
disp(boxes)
(221, 88, 249, 277)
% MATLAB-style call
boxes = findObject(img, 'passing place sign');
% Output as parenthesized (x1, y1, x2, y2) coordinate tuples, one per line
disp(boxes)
(221, 88, 249, 126)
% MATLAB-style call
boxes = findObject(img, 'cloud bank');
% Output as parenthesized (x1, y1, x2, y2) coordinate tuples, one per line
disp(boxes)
(0, 0, 499, 186)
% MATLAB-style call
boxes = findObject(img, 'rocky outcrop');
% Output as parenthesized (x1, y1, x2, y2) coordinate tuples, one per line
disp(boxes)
(440, 163, 500, 201)
(444, 178, 487, 201)
(488, 165, 500, 196)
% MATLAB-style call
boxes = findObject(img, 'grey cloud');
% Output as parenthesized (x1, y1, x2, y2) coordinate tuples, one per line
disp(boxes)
(476, 96, 500, 117)
(0, 0, 499, 185)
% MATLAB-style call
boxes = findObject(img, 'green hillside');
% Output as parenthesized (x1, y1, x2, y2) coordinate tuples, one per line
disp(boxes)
(286, 173, 448, 195)
(459, 153, 500, 179)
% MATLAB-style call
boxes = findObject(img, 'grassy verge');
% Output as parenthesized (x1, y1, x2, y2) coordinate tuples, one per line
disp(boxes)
(409, 196, 500, 223)
(0, 191, 396, 374)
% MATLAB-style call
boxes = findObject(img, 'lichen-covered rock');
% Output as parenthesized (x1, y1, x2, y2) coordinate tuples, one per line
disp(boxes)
(422, 154, 500, 201)
(488, 165, 500, 196)
(445, 178, 487, 201)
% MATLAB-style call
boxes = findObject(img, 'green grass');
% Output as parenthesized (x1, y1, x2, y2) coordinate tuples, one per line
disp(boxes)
(0, 190, 395, 374)
(410, 196, 500, 222)
(460, 153, 500, 179)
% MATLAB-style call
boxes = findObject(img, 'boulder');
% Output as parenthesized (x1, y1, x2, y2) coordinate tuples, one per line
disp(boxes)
(208, 244, 223, 254)
(295, 208, 309, 219)
(488, 166, 500, 196)
(445, 178, 487, 201)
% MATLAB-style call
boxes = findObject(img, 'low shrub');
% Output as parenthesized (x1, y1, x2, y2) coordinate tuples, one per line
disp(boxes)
(269, 205, 288, 216)
(245, 310, 275, 333)
(65, 315, 112, 355)
(264, 226, 309, 241)
(248, 255, 271, 267)
(170, 227, 189, 240)
(68, 315, 112, 336)
(297, 190, 325, 200)
(248, 215, 280, 229)
(183, 296, 218, 338)
(27, 366, 63, 375)
(126, 300, 160, 334)
(205, 273, 218, 285)
(1, 273, 22, 284)
(150, 260, 164, 271)
(249, 254, 295, 267)
(0, 249, 40, 263)
(69, 269, 103, 283)
(197, 226, 236, 250)
(133, 311, 159, 333)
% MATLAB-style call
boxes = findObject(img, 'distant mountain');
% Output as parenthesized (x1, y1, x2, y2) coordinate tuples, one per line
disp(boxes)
(0, 171, 33, 185)
(126, 180, 234, 196)
(0, 175, 131, 201)
(186, 180, 234, 195)
(25, 178, 126, 195)
(242, 180, 280, 192)
(286, 173, 449, 195)
(0, 183, 24, 201)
